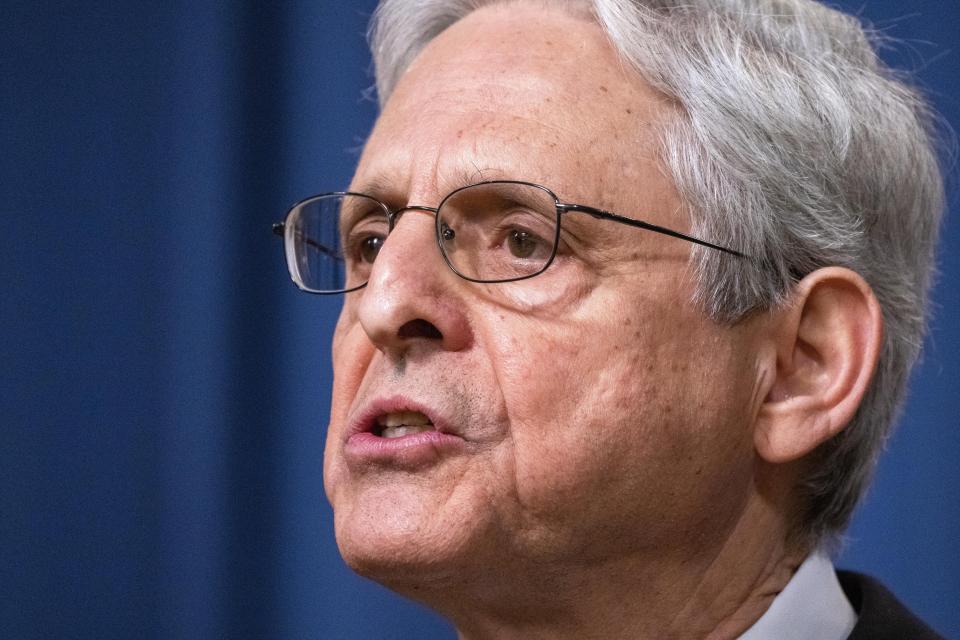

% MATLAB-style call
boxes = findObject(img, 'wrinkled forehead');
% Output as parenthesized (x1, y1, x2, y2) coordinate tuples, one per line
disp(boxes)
(399, 4, 604, 100)
(355, 3, 676, 210)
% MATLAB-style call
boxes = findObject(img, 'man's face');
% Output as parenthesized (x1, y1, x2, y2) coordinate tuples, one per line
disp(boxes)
(324, 4, 764, 594)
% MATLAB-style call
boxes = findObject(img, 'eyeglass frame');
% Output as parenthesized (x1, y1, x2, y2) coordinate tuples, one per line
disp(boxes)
(272, 179, 750, 294)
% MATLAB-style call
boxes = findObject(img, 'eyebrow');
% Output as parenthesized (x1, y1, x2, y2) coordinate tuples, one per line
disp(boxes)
(349, 172, 397, 201)
(349, 165, 513, 205)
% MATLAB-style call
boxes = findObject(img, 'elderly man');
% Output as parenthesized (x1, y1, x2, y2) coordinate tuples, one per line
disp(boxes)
(275, 0, 944, 637)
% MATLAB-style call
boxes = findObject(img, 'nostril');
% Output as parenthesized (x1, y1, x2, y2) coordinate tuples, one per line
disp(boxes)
(398, 318, 443, 340)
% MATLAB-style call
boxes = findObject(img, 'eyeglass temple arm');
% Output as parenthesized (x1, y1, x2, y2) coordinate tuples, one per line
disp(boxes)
(271, 222, 342, 261)
(558, 204, 748, 258)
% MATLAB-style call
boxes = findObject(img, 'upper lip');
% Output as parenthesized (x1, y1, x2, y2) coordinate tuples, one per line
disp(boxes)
(347, 394, 456, 439)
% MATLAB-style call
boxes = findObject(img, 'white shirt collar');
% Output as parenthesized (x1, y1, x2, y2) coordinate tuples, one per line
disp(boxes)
(737, 551, 857, 640)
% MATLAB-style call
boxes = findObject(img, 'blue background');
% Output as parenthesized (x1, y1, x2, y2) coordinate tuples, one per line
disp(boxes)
(1, 1, 957, 638)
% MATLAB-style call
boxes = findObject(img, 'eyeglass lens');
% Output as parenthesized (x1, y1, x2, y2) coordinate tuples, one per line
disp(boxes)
(284, 182, 562, 293)
(284, 193, 388, 293)
(438, 182, 559, 282)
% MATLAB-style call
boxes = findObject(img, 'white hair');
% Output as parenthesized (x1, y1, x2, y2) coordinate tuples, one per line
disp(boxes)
(367, 0, 946, 545)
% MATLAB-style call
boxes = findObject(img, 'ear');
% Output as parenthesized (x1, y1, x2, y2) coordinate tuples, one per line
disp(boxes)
(754, 267, 884, 464)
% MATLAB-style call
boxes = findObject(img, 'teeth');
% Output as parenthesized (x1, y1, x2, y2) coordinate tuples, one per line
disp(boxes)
(376, 411, 432, 428)
(381, 425, 433, 439)
(375, 411, 434, 438)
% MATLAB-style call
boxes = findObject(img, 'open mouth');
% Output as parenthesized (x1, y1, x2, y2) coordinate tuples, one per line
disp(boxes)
(344, 399, 464, 466)
(374, 410, 435, 439)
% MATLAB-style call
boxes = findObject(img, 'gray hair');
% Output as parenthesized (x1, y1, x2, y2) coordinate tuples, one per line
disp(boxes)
(367, 0, 946, 546)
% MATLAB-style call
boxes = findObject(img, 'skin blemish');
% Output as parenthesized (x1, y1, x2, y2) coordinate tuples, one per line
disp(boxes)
(626, 108, 633, 114)
(599, 85, 608, 92)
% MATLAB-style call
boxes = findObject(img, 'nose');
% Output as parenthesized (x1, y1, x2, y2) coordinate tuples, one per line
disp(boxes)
(355, 208, 473, 356)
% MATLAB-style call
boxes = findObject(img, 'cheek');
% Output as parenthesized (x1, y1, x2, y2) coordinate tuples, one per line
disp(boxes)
(484, 312, 658, 505)
(324, 316, 375, 496)
(488, 286, 672, 445)
(482, 290, 753, 543)
(330, 314, 373, 419)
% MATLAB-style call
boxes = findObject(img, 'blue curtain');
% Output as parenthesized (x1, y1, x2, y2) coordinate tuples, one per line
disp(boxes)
(2, 1, 957, 638)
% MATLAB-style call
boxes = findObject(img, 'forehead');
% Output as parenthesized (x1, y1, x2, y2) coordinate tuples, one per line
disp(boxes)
(354, 3, 679, 221)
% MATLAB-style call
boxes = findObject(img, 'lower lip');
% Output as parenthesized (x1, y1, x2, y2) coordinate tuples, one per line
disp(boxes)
(344, 430, 466, 468)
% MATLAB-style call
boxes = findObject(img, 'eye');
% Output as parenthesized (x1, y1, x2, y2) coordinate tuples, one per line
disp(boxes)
(493, 217, 554, 263)
(358, 234, 385, 263)
(441, 223, 455, 242)
(506, 228, 542, 259)
(341, 211, 389, 268)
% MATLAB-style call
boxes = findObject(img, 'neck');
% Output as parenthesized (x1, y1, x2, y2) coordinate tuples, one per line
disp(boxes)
(429, 490, 808, 640)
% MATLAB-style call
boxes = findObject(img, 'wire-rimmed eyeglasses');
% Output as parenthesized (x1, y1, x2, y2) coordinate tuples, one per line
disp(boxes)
(272, 180, 748, 294)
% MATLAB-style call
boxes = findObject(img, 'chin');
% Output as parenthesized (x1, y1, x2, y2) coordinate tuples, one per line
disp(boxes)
(330, 480, 484, 590)
(334, 517, 472, 598)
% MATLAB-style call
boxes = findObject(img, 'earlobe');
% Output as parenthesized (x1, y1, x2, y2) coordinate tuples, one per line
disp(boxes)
(754, 267, 884, 464)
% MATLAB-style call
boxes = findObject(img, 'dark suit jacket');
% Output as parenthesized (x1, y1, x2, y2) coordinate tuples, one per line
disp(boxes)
(840, 571, 945, 639)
